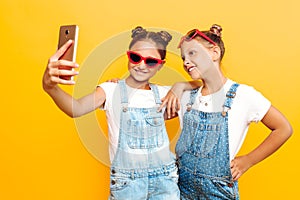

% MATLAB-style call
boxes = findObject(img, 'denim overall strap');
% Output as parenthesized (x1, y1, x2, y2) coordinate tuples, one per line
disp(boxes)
(149, 83, 162, 105)
(186, 88, 199, 111)
(222, 83, 240, 116)
(118, 80, 128, 104)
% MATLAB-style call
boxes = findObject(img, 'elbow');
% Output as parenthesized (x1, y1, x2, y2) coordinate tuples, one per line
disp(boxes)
(69, 113, 81, 118)
(286, 123, 293, 138)
(64, 110, 79, 118)
(69, 111, 84, 118)
(279, 122, 293, 141)
(65, 112, 76, 118)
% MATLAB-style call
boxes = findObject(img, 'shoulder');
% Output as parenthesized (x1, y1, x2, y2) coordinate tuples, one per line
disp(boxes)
(235, 82, 267, 100)
(230, 80, 271, 121)
(97, 82, 118, 92)
(226, 79, 265, 98)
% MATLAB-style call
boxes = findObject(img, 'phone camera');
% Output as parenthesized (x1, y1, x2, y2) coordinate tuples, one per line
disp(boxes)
(65, 29, 70, 35)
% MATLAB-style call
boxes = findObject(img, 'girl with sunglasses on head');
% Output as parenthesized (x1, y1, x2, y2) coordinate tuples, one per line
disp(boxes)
(42, 26, 187, 199)
(162, 24, 293, 199)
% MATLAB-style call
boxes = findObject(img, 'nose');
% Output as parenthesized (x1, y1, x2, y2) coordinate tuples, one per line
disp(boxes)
(184, 59, 189, 66)
(183, 58, 192, 67)
(136, 60, 147, 69)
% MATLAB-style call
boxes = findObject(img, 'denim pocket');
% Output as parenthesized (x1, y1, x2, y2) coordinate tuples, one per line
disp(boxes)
(212, 179, 238, 200)
(145, 115, 163, 127)
(110, 175, 131, 191)
(125, 114, 165, 149)
(189, 124, 221, 158)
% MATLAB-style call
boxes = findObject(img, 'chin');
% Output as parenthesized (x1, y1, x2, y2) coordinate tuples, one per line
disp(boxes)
(189, 73, 201, 80)
(130, 75, 149, 83)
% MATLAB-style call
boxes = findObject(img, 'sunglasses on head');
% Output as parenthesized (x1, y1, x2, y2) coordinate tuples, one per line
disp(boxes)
(177, 29, 217, 48)
(127, 51, 165, 68)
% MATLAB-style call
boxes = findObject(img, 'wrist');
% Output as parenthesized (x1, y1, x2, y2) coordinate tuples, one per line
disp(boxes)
(245, 153, 257, 167)
(43, 82, 58, 94)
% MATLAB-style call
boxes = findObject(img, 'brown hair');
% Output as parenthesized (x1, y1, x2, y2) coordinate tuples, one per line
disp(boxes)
(200, 24, 225, 61)
(129, 26, 172, 60)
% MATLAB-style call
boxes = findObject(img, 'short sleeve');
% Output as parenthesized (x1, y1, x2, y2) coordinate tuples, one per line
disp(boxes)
(97, 82, 118, 110)
(244, 86, 271, 123)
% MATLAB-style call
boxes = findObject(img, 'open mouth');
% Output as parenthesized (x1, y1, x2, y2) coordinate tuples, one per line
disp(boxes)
(187, 66, 196, 72)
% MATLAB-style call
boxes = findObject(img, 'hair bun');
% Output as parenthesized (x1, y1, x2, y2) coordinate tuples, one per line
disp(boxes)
(131, 26, 147, 38)
(157, 31, 172, 44)
(210, 24, 222, 37)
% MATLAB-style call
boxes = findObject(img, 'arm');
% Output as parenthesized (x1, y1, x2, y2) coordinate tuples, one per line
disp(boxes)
(44, 86, 106, 118)
(160, 81, 202, 119)
(42, 40, 106, 118)
(230, 105, 293, 180)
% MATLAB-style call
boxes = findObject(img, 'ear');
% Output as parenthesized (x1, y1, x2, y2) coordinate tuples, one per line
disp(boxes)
(157, 64, 163, 71)
(211, 46, 221, 62)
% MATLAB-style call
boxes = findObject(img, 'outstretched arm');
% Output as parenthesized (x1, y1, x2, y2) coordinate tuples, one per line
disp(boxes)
(42, 40, 106, 118)
(230, 106, 293, 180)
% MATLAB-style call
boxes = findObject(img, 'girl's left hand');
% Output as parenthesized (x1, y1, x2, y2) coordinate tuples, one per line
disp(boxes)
(230, 155, 253, 181)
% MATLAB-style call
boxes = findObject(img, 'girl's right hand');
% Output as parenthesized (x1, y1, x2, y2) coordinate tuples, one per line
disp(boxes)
(42, 40, 79, 91)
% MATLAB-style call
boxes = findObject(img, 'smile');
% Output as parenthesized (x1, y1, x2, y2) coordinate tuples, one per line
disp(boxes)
(187, 66, 196, 72)
(134, 68, 148, 74)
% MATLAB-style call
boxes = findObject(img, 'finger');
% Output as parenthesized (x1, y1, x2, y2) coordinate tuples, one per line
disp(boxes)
(167, 98, 173, 119)
(106, 78, 120, 83)
(230, 161, 234, 168)
(232, 171, 240, 181)
(50, 76, 76, 85)
(58, 69, 79, 77)
(48, 66, 79, 77)
(176, 98, 181, 111)
(231, 168, 238, 180)
(49, 40, 74, 62)
(48, 59, 79, 69)
(112, 78, 120, 82)
(171, 98, 177, 117)
(158, 97, 167, 112)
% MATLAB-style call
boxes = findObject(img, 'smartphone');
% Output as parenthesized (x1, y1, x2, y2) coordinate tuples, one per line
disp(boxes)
(57, 25, 79, 80)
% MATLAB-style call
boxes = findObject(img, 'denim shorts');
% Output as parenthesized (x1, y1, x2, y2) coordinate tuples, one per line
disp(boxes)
(109, 167, 179, 200)
(179, 167, 239, 200)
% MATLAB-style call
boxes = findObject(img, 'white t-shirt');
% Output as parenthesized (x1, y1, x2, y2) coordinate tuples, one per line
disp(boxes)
(98, 82, 171, 162)
(178, 79, 271, 160)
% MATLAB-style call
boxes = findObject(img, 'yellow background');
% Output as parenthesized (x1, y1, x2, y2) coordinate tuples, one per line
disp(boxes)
(1, 0, 299, 199)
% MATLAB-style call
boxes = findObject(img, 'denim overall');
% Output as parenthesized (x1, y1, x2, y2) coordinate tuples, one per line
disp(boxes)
(109, 80, 179, 200)
(176, 83, 240, 200)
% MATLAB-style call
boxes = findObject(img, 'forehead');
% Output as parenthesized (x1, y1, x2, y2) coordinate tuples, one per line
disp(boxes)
(181, 39, 203, 51)
(130, 40, 161, 57)
(130, 40, 159, 51)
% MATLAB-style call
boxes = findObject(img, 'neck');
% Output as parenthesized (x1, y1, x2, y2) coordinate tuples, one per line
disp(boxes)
(201, 72, 227, 95)
(125, 77, 151, 90)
